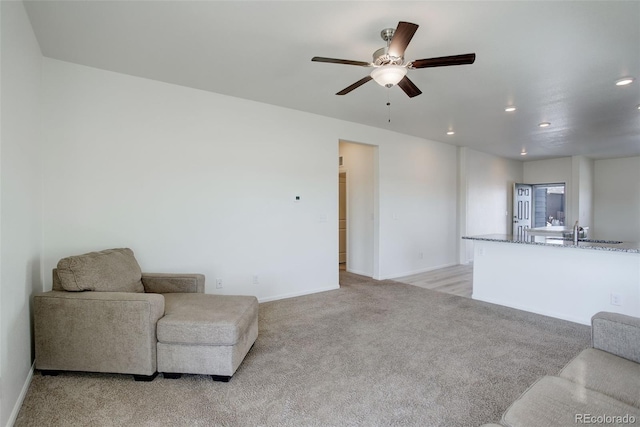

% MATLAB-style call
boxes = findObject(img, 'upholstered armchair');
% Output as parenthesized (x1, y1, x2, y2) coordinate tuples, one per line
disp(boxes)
(34, 248, 258, 382)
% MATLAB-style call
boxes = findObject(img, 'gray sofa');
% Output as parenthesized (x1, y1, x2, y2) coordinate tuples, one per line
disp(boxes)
(34, 248, 258, 382)
(482, 312, 640, 426)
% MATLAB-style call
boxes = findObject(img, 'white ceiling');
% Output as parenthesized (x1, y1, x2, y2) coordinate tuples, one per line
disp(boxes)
(24, 0, 640, 161)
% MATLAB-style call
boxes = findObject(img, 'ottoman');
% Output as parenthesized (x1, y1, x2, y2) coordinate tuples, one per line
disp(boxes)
(156, 293, 258, 381)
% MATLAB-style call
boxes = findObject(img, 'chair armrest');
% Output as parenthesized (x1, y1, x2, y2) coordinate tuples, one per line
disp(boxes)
(141, 273, 205, 293)
(591, 311, 640, 363)
(34, 291, 164, 376)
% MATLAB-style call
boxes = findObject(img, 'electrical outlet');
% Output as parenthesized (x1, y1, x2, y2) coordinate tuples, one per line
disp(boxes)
(215, 278, 223, 289)
(252, 275, 259, 285)
(418, 252, 424, 259)
(610, 293, 622, 306)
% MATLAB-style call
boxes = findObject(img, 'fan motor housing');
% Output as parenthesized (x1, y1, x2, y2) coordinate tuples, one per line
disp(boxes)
(373, 27, 404, 66)
(373, 47, 404, 66)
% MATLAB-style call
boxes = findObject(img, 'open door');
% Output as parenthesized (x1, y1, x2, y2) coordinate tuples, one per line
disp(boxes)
(513, 183, 532, 236)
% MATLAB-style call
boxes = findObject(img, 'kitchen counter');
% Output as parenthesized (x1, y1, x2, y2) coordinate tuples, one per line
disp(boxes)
(463, 234, 640, 325)
(462, 234, 640, 253)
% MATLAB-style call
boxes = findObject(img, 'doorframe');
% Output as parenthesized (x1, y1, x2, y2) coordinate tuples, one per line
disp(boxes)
(512, 182, 567, 234)
(338, 169, 348, 271)
(337, 140, 380, 279)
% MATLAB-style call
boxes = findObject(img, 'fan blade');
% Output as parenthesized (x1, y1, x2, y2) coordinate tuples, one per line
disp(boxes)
(336, 76, 373, 95)
(410, 53, 476, 69)
(312, 57, 371, 67)
(397, 76, 422, 98)
(387, 22, 419, 58)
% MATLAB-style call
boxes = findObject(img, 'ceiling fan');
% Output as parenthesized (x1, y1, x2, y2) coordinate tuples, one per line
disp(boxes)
(312, 21, 476, 98)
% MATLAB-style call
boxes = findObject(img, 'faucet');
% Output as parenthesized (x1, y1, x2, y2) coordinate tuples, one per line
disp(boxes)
(572, 220, 580, 244)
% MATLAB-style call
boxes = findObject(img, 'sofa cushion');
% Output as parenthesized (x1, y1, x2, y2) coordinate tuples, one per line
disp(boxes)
(502, 376, 640, 427)
(559, 348, 640, 408)
(592, 312, 640, 363)
(56, 248, 144, 293)
(157, 293, 258, 346)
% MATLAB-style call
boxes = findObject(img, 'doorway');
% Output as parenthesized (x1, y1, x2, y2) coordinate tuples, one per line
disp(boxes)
(533, 184, 565, 227)
(513, 182, 566, 234)
(338, 140, 377, 278)
(339, 171, 347, 271)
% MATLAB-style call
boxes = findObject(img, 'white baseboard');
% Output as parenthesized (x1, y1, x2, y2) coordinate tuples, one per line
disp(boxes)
(382, 262, 459, 281)
(258, 285, 340, 303)
(6, 363, 34, 427)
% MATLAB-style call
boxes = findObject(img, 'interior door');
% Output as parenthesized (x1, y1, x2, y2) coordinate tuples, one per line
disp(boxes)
(513, 183, 532, 236)
(339, 172, 347, 265)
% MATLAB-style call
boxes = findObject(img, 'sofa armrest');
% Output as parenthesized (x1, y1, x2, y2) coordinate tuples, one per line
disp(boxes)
(591, 311, 640, 363)
(34, 291, 165, 376)
(141, 273, 205, 293)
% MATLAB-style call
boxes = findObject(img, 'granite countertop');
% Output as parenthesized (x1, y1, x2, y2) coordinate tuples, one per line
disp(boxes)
(526, 225, 587, 235)
(462, 234, 640, 254)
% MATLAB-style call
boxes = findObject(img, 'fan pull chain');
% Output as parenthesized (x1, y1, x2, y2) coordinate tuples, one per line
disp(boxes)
(387, 89, 391, 123)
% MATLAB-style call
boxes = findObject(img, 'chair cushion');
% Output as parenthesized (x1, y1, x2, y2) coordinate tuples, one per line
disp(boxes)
(559, 348, 640, 408)
(56, 248, 144, 293)
(502, 376, 640, 427)
(157, 293, 258, 346)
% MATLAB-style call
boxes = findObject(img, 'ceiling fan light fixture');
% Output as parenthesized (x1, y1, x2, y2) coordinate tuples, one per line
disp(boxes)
(370, 65, 407, 88)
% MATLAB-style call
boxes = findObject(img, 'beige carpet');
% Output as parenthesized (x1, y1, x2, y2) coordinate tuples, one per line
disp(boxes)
(16, 272, 590, 426)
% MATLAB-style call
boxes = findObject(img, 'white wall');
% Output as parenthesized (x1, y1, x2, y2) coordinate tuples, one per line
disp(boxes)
(459, 147, 523, 263)
(573, 155, 594, 232)
(338, 141, 376, 277)
(0, 2, 43, 426)
(593, 156, 640, 242)
(41, 59, 339, 301)
(41, 58, 460, 294)
(376, 135, 458, 278)
(523, 157, 572, 184)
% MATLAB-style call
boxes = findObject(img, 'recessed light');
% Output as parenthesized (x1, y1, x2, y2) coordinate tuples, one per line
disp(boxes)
(520, 151, 527, 156)
(505, 106, 517, 112)
(538, 122, 551, 128)
(447, 131, 455, 135)
(615, 77, 634, 86)
(637, 104, 640, 110)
